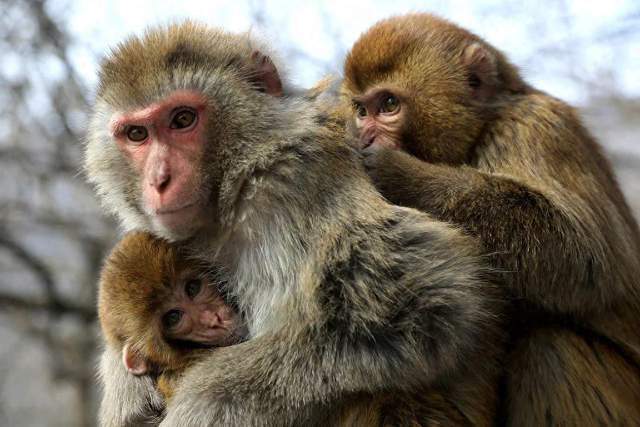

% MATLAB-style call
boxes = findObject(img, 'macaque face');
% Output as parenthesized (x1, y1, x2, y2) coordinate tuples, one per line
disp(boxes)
(160, 274, 241, 346)
(109, 90, 210, 237)
(342, 17, 502, 165)
(351, 88, 407, 152)
(87, 23, 287, 240)
(122, 272, 244, 376)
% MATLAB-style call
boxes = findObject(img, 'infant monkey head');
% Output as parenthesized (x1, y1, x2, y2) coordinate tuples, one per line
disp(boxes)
(98, 232, 245, 379)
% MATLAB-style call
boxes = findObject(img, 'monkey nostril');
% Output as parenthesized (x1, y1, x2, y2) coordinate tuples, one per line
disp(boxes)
(154, 174, 171, 194)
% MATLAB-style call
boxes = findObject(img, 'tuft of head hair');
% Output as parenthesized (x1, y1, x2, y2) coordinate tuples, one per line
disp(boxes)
(97, 20, 288, 110)
(344, 13, 525, 96)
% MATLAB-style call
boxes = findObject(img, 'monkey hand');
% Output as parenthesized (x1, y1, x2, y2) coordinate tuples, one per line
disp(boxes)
(362, 146, 429, 207)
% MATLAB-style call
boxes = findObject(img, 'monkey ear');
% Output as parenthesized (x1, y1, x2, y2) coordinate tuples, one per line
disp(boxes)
(122, 343, 149, 376)
(462, 42, 498, 101)
(250, 51, 284, 97)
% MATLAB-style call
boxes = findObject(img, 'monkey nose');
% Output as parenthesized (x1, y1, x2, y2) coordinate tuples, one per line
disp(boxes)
(152, 170, 171, 194)
(200, 310, 221, 328)
(360, 132, 376, 150)
(359, 122, 377, 149)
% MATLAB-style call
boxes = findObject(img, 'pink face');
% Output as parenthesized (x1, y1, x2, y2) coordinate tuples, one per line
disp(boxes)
(110, 90, 209, 235)
(122, 275, 243, 377)
(352, 89, 406, 151)
(160, 276, 241, 346)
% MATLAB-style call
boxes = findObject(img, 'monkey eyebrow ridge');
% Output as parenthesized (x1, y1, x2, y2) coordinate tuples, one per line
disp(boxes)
(108, 90, 208, 135)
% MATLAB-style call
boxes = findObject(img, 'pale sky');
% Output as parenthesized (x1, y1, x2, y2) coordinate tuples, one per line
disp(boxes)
(53, 0, 639, 105)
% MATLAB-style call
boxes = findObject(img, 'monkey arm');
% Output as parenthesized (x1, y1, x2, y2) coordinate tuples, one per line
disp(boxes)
(98, 346, 165, 427)
(162, 323, 496, 427)
(160, 215, 500, 426)
(363, 147, 639, 317)
(161, 332, 344, 426)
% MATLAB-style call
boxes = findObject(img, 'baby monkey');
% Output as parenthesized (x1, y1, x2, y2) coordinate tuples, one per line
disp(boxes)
(98, 232, 246, 401)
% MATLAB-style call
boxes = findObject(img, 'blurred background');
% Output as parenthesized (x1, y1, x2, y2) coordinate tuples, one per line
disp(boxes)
(0, 0, 638, 425)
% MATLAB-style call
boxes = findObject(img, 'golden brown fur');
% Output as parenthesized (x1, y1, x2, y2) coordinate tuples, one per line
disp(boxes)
(100, 232, 192, 371)
(98, 232, 229, 403)
(342, 13, 640, 425)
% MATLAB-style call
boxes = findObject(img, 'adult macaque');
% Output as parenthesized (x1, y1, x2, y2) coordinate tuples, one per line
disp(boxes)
(98, 232, 245, 402)
(86, 22, 503, 426)
(342, 13, 640, 425)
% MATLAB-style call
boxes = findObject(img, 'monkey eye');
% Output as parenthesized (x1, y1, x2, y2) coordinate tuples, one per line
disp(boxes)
(162, 309, 183, 330)
(126, 125, 148, 143)
(468, 73, 482, 89)
(170, 108, 197, 129)
(353, 102, 367, 118)
(380, 95, 400, 113)
(185, 279, 202, 299)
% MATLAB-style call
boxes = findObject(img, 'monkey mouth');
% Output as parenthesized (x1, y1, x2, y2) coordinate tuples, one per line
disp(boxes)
(150, 202, 205, 238)
(360, 135, 376, 150)
(362, 135, 403, 152)
(155, 202, 197, 215)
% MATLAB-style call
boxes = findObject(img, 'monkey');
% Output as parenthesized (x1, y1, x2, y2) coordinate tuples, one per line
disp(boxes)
(84, 21, 505, 426)
(341, 13, 640, 425)
(98, 231, 246, 403)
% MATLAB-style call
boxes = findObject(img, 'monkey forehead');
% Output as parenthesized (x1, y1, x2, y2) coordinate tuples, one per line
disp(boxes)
(96, 20, 282, 111)
(101, 232, 179, 298)
(344, 13, 480, 92)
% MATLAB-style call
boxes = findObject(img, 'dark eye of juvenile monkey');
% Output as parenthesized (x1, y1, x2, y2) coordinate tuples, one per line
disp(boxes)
(126, 125, 148, 142)
(380, 95, 399, 113)
(162, 309, 183, 330)
(185, 279, 202, 299)
(353, 102, 367, 118)
(468, 73, 482, 88)
(170, 108, 197, 129)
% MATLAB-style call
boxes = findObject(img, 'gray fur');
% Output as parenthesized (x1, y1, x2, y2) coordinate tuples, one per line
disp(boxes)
(85, 22, 502, 426)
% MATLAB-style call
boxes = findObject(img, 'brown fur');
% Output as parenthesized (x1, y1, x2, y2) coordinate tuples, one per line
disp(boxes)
(98, 232, 229, 402)
(342, 13, 640, 425)
(334, 384, 498, 426)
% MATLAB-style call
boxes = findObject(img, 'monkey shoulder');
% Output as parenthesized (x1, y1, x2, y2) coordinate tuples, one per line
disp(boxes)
(380, 207, 488, 292)
(480, 92, 604, 177)
(494, 93, 591, 146)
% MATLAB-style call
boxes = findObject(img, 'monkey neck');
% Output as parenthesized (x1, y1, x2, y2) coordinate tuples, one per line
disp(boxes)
(196, 105, 390, 335)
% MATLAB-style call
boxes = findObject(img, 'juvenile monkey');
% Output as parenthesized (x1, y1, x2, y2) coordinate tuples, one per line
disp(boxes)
(98, 232, 245, 402)
(342, 13, 640, 425)
(85, 22, 503, 426)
